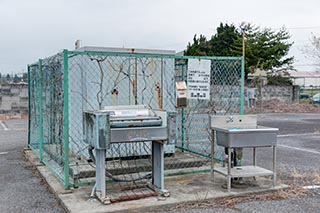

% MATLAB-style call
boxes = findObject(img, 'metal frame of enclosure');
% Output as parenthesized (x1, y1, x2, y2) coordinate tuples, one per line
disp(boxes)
(28, 48, 244, 191)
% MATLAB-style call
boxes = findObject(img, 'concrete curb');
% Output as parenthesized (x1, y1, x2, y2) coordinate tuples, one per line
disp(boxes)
(23, 148, 71, 213)
(24, 148, 289, 213)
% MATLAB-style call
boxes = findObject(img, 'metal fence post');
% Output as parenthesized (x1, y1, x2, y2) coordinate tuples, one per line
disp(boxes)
(63, 49, 70, 189)
(27, 65, 31, 146)
(181, 64, 185, 150)
(38, 59, 44, 162)
(240, 57, 245, 115)
(49, 69, 53, 147)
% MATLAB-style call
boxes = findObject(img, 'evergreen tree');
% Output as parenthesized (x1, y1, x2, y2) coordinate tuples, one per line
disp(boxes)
(185, 23, 294, 78)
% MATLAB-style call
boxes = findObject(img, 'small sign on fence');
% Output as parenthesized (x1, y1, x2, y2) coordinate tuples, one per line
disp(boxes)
(175, 81, 187, 108)
(187, 59, 211, 100)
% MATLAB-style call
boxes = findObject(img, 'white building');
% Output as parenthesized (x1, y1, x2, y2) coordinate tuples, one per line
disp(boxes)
(288, 71, 320, 88)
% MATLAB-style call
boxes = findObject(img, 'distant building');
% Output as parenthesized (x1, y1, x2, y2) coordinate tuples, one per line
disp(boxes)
(247, 68, 268, 86)
(287, 71, 320, 88)
(0, 83, 28, 113)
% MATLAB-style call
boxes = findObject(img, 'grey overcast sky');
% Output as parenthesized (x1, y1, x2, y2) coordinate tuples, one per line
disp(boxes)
(1, 0, 320, 74)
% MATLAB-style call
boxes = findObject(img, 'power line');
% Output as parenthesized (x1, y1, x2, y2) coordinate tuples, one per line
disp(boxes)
(287, 26, 320, 30)
(294, 63, 319, 66)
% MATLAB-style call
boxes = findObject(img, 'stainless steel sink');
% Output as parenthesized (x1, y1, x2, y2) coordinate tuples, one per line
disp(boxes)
(210, 114, 278, 192)
(210, 115, 279, 147)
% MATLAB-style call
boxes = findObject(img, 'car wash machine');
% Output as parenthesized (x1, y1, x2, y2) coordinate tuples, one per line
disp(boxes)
(83, 105, 176, 204)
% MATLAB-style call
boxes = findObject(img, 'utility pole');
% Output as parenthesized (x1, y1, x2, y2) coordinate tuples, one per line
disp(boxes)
(240, 22, 248, 58)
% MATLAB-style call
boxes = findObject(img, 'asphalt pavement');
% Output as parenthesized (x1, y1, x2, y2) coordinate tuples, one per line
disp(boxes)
(1, 114, 320, 213)
(0, 119, 65, 213)
(166, 113, 320, 213)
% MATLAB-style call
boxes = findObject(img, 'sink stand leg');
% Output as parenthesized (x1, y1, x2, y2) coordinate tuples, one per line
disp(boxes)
(211, 130, 215, 181)
(253, 147, 256, 166)
(227, 147, 231, 192)
(273, 145, 277, 187)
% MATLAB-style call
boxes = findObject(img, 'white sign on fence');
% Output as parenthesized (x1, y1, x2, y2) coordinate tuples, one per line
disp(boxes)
(187, 58, 211, 100)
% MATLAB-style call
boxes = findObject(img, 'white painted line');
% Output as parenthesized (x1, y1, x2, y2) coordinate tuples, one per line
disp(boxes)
(278, 133, 320, 138)
(303, 185, 320, 189)
(0, 152, 9, 155)
(0, 121, 9, 131)
(278, 144, 320, 155)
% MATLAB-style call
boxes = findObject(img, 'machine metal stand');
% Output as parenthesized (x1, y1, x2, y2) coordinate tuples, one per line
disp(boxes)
(94, 140, 169, 204)
(94, 149, 110, 204)
(151, 141, 169, 197)
(84, 106, 176, 204)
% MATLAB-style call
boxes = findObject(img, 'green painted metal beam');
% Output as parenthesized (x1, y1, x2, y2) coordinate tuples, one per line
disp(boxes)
(164, 169, 211, 177)
(68, 50, 242, 61)
(38, 60, 44, 162)
(42, 159, 65, 185)
(175, 145, 221, 162)
(240, 56, 245, 115)
(72, 169, 212, 188)
(181, 64, 185, 150)
(63, 49, 70, 190)
(27, 65, 31, 146)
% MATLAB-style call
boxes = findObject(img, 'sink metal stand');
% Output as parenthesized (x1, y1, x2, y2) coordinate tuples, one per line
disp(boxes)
(212, 140, 277, 192)
(210, 115, 278, 192)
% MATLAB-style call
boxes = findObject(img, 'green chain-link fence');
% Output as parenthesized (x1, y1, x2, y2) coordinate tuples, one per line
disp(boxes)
(28, 49, 244, 191)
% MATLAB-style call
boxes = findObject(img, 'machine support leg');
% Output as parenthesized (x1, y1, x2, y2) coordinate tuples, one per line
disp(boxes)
(273, 145, 277, 187)
(253, 147, 256, 166)
(95, 149, 110, 204)
(227, 148, 231, 192)
(152, 141, 169, 197)
(211, 130, 215, 181)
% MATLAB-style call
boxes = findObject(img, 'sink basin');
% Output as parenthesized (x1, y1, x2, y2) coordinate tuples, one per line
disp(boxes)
(210, 115, 279, 148)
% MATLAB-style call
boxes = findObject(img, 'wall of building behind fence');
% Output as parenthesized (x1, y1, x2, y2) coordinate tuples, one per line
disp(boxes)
(245, 85, 299, 103)
(0, 84, 299, 114)
(0, 84, 28, 114)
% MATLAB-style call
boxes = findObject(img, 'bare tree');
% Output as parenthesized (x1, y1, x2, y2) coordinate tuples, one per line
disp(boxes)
(302, 33, 320, 69)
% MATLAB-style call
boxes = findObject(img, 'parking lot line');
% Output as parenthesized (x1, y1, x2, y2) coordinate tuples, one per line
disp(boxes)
(278, 144, 320, 155)
(303, 185, 320, 189)
(278, 133, 320, 138)
(0, 152, 9, 155)
(0, 121, 9, 131)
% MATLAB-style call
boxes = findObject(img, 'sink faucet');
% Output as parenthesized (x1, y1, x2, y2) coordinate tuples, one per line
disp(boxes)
(227, 116, 234, 123)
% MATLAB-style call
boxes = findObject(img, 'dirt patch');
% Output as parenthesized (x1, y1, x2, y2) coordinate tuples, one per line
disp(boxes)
(152, 186, 310, 212)
(246, 99, 320, 113)
(153, 169, 320, 212)
(0, 113, 28, 121)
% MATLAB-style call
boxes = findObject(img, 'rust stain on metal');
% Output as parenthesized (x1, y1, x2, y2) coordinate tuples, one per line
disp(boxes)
(155, 82, 162, 109)
(133, 57, 138, 105)
(111, 192, 158, 203)
(133, 79, 137, 103)
(111, 88, 119, 105)
(111, 87, 119, 96)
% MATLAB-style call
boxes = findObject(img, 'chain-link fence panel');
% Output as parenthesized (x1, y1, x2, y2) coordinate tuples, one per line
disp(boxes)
(173, 58, 242, 172)
(40, 54, 66, 183)
(28, 64, 41, 153)
(67, 53, 177, 189)
(28, 53, 67, 185)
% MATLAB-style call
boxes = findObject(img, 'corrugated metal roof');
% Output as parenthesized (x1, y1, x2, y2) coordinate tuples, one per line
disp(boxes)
(75, 46, 176, 55)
